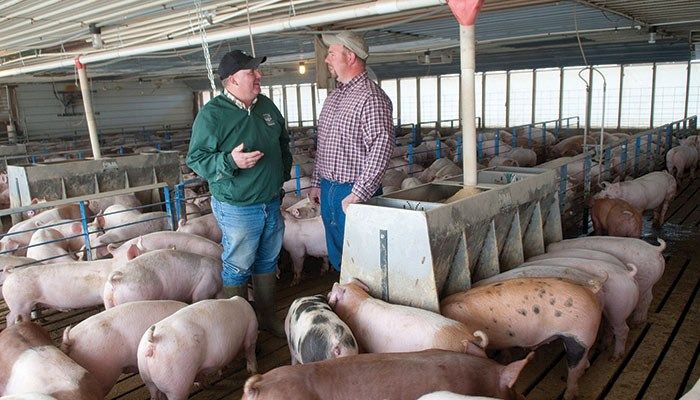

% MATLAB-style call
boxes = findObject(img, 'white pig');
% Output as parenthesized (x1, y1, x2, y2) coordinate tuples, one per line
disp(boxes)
(102, 248, 223, 308)
(282, 211, 329, 286)
(176, 213, 222, 243)
(328, 280, 488, 357)
(137, 297, 258, 400)
(106, 231, 222, 261)
(547, 237, 666, 325)
(61, 300, 187, 396)
(3, 259, 118, 325)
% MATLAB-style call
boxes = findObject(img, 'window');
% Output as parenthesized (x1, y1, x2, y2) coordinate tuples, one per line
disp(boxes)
(509, 70, 533, 126)
(380, 79, 398, 124)
(484, 71, 506, 127)
(534, 68, 560, 123)
(689, 61, 700, 120)
(285, 86, 299, 127)
(440, 74, 460, 128)
(653, 63, 688, 126)
(271, 86, 285, 120)
(562, 66, 588, 127)
(399, 78, 417, 124)
(590, 65, 621, 129)
(419, 76, 438, 128)
(299, 84, 314, 126)
(620, 64, 653, 128)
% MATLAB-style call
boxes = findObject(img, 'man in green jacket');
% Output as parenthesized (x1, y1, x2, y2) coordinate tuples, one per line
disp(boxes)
(187, 50, 292, 337)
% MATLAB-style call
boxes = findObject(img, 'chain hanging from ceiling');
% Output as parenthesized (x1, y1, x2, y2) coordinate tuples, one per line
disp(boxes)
(194, 0, 217, 93)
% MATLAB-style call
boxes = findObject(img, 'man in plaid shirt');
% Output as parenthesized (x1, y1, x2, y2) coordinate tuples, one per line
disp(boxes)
(310, 31, 394, 272)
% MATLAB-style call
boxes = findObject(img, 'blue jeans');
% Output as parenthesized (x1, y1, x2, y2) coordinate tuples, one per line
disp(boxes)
(320, 180, 352, 272)
(319, 180, 382, 272)
(211, 196, 284, 286)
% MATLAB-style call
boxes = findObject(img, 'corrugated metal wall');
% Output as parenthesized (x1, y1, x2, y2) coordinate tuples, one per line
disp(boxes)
(15, 80, 194, 140)
(0, 88, 9, 133)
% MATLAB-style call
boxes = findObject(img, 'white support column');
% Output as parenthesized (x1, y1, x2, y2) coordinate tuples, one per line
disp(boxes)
(617, 65, 624, 130)
(558, 67, 564, 124)
(505, 70, 510, 128)
(684, 61, 691, 121)
(460, 24, 477, 186)
(75, 58, 101, 159)
(531, 69, 537, 125)
(650, 62, 657, 128)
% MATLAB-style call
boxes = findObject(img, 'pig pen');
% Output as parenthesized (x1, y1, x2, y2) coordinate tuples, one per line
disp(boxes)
(0, 176, 697, 399)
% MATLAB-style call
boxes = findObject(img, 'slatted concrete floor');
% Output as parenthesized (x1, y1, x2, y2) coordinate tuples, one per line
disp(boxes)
(0, 177, 698, 400)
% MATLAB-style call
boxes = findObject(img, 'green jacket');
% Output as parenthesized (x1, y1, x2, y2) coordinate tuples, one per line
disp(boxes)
(187, 93, 292, 206)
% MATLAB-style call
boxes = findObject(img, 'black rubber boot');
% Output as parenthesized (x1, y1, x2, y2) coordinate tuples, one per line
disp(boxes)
(221, 284, 247, 299)
(252, 272, 285, 338)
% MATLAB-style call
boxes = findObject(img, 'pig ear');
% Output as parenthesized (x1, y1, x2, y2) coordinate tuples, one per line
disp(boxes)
(107, 243, 118, 254)
(331, 343, 342, 358)
(126, 244, 141, 260)
(349, 278, 370, 293)
(109, 271, 124, 282)
(95, 215, 105, 228)
(500, 351, 535, 390)
(177, 219, 186, 229)
(327, 283, 343, 307)
(70, 223, 83, 234)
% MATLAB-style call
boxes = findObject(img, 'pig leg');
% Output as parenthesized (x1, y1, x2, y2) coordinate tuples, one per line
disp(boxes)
(289, 250, 305, 287)
(611, 322, 630, 361)
(320, 257, 330, 276)
(5, 300, 33, 325)
(562, 336, 591, 400)
(630, 290, 653, 326)
(244, 320, 258, 374)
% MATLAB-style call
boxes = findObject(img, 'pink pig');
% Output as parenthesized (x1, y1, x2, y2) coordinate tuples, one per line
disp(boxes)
(0, 318, 102, 399)
(441, 278, 603, 400)
(61, 300, 187, 396)
(106, 231, 222, 261)
(547, 236, 666, 325)
(102, 248, 222, 308)
(3, 259, 118, 325)
(137, 297, 258, 400)
(176, 213, 222, 243)
(242, 350, 532, 400)
(328, 280, 488, 357)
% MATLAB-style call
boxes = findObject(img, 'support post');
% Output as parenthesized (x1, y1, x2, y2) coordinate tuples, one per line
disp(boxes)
(75, 57, 102, 159)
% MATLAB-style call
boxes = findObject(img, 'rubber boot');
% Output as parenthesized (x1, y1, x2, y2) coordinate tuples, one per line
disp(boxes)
(221, 284, 247, 299)
(252, 272, 285, 338)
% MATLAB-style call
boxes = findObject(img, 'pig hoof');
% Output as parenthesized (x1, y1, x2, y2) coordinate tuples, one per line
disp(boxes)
(290, 278, 301, 287)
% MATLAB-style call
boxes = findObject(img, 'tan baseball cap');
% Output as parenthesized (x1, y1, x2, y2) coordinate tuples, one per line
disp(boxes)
(322, 31, 369, 60)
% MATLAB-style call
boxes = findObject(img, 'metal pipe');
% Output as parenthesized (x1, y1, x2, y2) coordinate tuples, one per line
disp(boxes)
(75, 58, 102, 160)
(684, 61, 691, 121)
(460, 24, 477, 186)
(4, 84, 17, 144)
(650, 62, 657, 129)
(0, 0, 446, 79)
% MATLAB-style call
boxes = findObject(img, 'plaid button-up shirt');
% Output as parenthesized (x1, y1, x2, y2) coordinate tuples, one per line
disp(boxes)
(311, 71, 394, 201)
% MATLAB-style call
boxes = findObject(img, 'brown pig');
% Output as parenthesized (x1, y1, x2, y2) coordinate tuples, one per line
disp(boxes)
(242, 349, 532, 400)
(441, 278, 603, 400)
(0, 317, 102, 399)
(328, 280, 487, 357)
(590, 197, 642, 238)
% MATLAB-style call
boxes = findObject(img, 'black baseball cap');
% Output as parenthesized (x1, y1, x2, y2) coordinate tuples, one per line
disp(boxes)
(217, 50, 267, 81)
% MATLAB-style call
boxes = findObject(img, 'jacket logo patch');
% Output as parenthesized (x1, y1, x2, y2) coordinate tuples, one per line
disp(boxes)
(262, 113, 275, 126)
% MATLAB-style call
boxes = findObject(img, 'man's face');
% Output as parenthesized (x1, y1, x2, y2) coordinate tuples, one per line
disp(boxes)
(324, 44, 351, 79)
(229, 68, 262, 98)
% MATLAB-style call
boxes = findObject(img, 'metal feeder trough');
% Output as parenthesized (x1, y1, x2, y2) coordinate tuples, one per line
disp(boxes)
(7, 151, 181, 223)
(340, 166, 562, 313)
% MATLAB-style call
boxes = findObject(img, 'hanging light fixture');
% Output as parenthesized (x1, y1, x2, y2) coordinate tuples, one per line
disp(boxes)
(90, 23, 103, 49)
(298, 62, 306, 75)
(648, 26, 657, 44)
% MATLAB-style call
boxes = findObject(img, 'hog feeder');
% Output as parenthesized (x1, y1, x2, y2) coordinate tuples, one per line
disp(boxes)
(340, 167, 562, 313)
(6, 150, 181, 224)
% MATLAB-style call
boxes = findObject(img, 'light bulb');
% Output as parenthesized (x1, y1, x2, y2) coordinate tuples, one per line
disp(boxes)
(298, 62, 306, 75)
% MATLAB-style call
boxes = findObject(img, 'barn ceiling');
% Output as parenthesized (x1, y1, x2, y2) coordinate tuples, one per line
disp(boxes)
(0, 0, 697, 84)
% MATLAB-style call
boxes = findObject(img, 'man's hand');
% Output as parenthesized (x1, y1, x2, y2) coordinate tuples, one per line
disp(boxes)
(231, 143, 263, 169)
(341, 193, 361, 213)
(309, 187, 321, 205)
